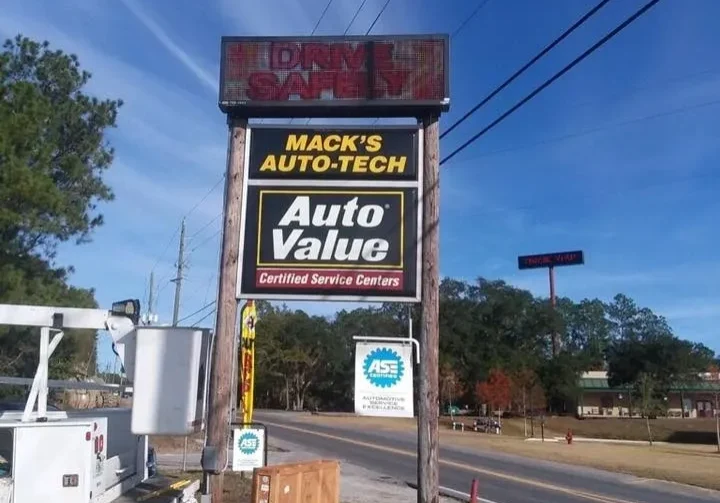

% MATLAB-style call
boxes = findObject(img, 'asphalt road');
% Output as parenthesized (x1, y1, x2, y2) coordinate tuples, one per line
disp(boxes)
(254, 410, 720, 503)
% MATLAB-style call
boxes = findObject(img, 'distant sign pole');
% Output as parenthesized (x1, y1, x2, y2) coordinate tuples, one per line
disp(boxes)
(517, 250, 585, 355)
(207, 34, 449, 503)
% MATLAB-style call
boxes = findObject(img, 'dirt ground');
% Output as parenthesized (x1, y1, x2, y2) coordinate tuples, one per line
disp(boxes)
(150, 431, 205, 453)
(161, 470, 251, 503)
(297, 414, 720, 491)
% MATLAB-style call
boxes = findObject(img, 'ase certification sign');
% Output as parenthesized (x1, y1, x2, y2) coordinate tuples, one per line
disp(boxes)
(237, 125, 423, 302)
(231, 426, 266, 472)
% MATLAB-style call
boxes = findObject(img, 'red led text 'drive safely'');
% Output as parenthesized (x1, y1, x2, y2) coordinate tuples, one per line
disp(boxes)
(219, 35, 449, 118)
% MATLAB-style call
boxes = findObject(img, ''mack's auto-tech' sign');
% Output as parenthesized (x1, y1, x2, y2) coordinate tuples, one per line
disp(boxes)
(237, 125, 422, 302)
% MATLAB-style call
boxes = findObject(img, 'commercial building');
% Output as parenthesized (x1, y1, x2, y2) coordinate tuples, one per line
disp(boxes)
(577, 370, 720, 418)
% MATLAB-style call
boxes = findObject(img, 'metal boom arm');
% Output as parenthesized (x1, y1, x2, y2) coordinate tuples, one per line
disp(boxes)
(0, 302, 139, 422)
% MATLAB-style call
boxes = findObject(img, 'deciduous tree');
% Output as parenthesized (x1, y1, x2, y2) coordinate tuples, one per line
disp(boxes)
(476, 368, 511, 421)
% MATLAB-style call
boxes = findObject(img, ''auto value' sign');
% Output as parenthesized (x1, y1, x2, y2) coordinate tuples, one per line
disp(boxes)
(237, 125, 422, 302)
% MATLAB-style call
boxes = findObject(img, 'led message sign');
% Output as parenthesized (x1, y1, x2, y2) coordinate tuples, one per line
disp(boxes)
(219, 35, 449, 117)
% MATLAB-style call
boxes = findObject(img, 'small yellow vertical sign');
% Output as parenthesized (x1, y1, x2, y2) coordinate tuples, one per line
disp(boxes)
(240, 300, 257, 424)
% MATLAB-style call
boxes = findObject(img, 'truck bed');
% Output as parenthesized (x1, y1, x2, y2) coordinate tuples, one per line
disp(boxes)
(113, 475, 200, 503)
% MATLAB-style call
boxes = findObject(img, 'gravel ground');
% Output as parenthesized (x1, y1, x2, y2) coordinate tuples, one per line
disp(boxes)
(267, 438, 458, 503)
(156, 438, 459, 503)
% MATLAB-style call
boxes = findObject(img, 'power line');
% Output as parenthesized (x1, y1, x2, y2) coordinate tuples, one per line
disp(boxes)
(370, 0, 490, 125)
(148, 174, 225, 273)
(191, 308, 217, 328)
(441, 0, 613, 141)
(306, 0, 383, 126)
(184, 174, 225, 217)
(344, 0, 369, 36)
(176, 300, 216, 325)
(440, 0, 663, 166)
(451, 0, 493, 40)
(186, 101, 716, 289)
(291, 0, 334, 126)
(188, 213, 222, 243)
(449, 97, 720, 165)
(189, 228, 221, 255)
(149, 227, 179, 274)
(311, 0, 334, 34)
(366, 0, 391, 35)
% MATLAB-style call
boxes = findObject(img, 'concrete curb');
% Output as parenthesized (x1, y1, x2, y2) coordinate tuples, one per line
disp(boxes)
(404, 480, 500, 503)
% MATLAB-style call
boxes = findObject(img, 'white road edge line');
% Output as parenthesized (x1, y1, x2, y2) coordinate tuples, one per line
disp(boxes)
(439, 485, 501, 503)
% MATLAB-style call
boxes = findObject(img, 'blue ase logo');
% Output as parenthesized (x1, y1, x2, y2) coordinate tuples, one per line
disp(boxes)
(363, 347, 404, 388)
(237, 431, 260, 455)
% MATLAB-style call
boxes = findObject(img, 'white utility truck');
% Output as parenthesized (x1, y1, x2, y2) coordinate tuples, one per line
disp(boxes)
(0, 300, 212, 503)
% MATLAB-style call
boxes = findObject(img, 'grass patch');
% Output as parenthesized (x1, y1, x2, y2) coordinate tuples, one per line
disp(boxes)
(301, 413, 720, 444)
(442, 430, 720, 491)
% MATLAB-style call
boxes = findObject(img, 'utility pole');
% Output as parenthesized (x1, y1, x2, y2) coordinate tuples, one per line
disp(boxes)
(205, 118, 247, 502)
(148, 272, 155, 319)
(549, 265, 557, 357)
(172, 218, 186, 326)
(418, 115, 440, 503)
(142, 272, 157, 325)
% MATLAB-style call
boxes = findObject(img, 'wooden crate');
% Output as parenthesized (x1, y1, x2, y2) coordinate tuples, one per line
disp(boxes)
(251, 459, 340, 503)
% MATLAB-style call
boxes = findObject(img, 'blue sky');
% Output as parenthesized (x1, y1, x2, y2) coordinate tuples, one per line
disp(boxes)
(3, 0, 720, 370)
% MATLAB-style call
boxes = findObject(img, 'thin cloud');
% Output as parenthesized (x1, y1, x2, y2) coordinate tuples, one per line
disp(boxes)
(658, 303, 720, 321)
(108, 161, 224, 222)
(119, 0, 217, 93)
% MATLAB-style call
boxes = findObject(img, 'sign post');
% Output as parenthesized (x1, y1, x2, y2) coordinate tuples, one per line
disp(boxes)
(517, 250, 585, 355)
(204, 119, 247, 503)
(419, 115, 440, 503)
(208, 34, 450, 503)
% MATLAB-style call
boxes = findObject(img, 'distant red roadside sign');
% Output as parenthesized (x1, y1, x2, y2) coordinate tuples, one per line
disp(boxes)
(218, 35, 450, 118)
(517, 251, 585, 270)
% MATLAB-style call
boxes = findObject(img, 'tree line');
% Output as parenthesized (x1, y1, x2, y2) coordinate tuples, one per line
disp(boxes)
(253, 278, 717, 415)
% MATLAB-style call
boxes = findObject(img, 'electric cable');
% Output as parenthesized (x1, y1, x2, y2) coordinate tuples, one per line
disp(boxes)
(149, 174, 224, 272)
(451, 0, 493, 40)
(191, 309, 217, 328)
(149, 227, 179, 274)
(306, 0, 386, 125)
(311, 0, 334, 34)
(441, 0, 613, 140)
(290, 0, 334, 125)
(189, 229, 221, 254)
(183, 174, 225, 218)
(369, 0, 492, 126)
(452, 97, 720, 165)
(176, 301, 217, 325)
(440, 0, 663, 166)
(188, 213, 222, 243)
(344, 0, 369, 36)
(366, 0, 391, 35)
